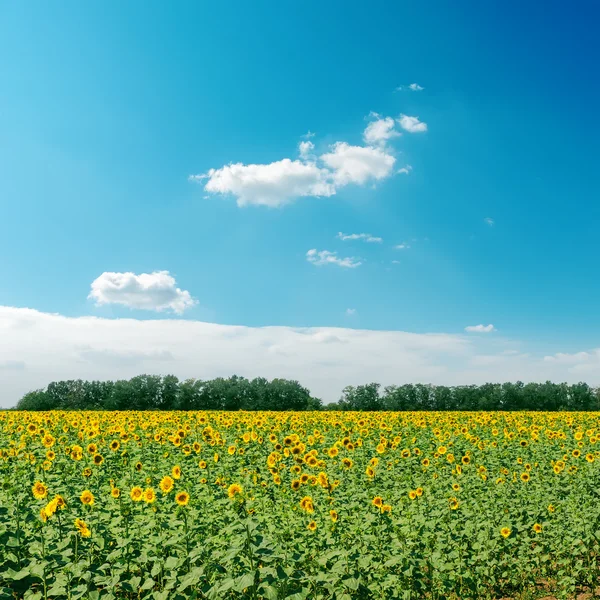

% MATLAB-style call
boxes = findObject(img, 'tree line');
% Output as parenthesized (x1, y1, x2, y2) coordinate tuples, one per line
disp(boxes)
(12, 375, 600, 411)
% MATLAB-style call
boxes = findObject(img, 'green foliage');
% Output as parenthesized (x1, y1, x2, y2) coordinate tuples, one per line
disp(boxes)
(15, 376, 320, 412)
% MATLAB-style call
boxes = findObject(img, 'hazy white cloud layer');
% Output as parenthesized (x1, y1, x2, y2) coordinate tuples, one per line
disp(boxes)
(1, 306, 599, 408)
(89, 271, 197, 314)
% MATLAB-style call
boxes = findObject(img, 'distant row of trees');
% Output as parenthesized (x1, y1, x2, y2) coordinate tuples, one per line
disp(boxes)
(15, 375, 321, 412)
(330, 381, 600, 411)
(13, 376, 600, 412)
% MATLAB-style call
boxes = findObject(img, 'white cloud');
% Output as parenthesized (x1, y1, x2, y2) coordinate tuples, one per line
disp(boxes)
(4, 305, 600, 407)
(302, 131, 316, 139)
(363, 116, 400, 146)
(193, 114, 405, 207)
(398, 165, 413, 175)
(394, 243, 410, 250)
(543, 351, 594, 364)
(195, 159, 335, 208)
(337, 232, 382, 243)
(0, 360, 26, 370)
(320, 142, 396, 186)
(409, 83, 424, 91)
(299, 140, 315, 160)
(391, 260, 401, 264)
(88, 271, 197, 315)
(465, 324, 496, 333)
(398, 114, 428, 133)
(484, 217, 495, 226)
(306, 249, 362, 269)
(345, 308, 357, 316)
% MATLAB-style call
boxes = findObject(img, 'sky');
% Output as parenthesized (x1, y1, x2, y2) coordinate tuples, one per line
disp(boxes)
(1, 0, 600, 406)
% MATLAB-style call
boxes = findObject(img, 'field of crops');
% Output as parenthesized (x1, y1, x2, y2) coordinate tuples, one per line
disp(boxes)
(2, 411, 600, 600)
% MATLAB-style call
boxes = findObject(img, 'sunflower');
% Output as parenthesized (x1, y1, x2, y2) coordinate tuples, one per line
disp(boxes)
(32, 481, 48, 500)
(291, 479, 301, 491)
(408, 490, 417, 500)
(548, 504, 556, 513)
(228, 483, 243, 499)
(500, 527, 511, 538)
(175, 491, 190, 506)
(93, 454, 104, 466)
(198, 460, 207, 469)
(43, 497, 59, 519)
(307, 521, 317, 531)
(130, 486, 143, 502)
(74, 518, 91, 538)
(111, 487, 120, 498)
(533, 523, 543, 533)
(461, 455, 471, 465)
(227, 445, 236, 455)
(143, 488, 156, 503)
(172, 465, 182, 479)
(135, 461, 143, 472)
(520, 472, 530, 482)
(449, 497, 459, 510)
(160, 475, 175, 494)
(330, 510, 338, 522)
(372, 496, 383, 508)
(80, 490, 94, 506)
(109, 440, 120, 452)
(299, 496, 314, 513)
(416, 487, 424, 496)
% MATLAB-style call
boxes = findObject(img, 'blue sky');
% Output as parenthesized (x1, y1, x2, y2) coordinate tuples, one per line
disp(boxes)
(1, 1, 599, 404)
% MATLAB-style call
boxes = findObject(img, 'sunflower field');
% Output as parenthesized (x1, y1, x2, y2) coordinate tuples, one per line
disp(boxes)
(2, 411, 600, 600)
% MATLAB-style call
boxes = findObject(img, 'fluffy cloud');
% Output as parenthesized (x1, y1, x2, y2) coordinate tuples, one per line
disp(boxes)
(398, 165, 413, 175)
(398, 114, 428, 133)
(465, 324, 496, 333)
(409, 83, 424, 91)
(363, 116, 400, 146)
(193, 115, 403, 207)
(3, 305, 600, 407)
(320, 142, 396, 186)
(88, 271, 197, 314)
(306, 249, 362, 268)
(299, 140, 315, 160)
(484, 217, 495, 226)
(394, 243, 410, 250)
(196, 159, 335, 208)
(337, 232, 382, 243)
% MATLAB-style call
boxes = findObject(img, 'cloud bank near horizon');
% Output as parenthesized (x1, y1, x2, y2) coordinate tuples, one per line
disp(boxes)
(1, 306, 598, 408)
